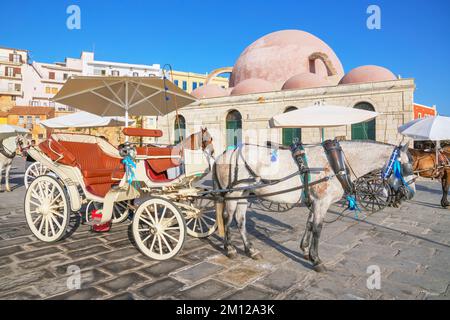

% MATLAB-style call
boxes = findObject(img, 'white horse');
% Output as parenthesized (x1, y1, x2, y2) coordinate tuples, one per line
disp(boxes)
(0, 135, 29, 192)
(213, 140, 415, 272)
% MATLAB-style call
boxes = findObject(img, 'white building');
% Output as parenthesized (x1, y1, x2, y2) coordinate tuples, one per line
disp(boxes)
(0, 47, 27, 111)
(16, 51, 162, 111)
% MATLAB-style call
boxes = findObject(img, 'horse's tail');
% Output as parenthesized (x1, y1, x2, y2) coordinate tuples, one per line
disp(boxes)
(212, 161, 226, 237)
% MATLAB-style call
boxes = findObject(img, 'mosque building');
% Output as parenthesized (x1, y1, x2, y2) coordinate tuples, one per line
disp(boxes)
(155, 30, 415, 152)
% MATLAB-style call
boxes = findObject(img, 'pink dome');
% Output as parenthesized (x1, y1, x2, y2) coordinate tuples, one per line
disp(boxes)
(191, 84, 229, 99)
(229, 30, 344, 88)
(282, 73, 330, 90)
(339, 65, 396, 85)
(230, 78, 276, 96)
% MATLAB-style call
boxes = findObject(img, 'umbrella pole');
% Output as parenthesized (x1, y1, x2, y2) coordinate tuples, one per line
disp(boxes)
(436, 140, 441, 169)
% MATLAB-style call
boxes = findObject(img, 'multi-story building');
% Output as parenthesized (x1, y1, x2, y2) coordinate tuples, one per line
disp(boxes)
(6, 106, 55, 141)
(413, 103, 436, 119)
(0, 47, 27, 111)
(170, 70, 229, 93)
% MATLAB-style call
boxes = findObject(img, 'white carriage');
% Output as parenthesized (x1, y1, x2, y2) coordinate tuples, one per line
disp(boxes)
(23, 75, 217, 261)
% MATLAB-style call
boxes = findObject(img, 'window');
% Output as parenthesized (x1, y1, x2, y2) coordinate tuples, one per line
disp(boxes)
(18, 116, 24, 124)
(5, 67, 13, 77)
(63, 73, 68, 80)
(182, 81, 187, 91)
(38, 134, 44, 140)
(49, 72, 55, 80)
(45, 87, 51, 94)
(35, 116, 40, 124)
(226, 110, 242, 148)
(51, 87, 58, 94)
(418, 112, 422, 118)
(26, 116, 33, 128)
(14, 84, 21, 92)
(111, 70, 120, 76)
(174, 80, 179, 87)
(282, 107, 301, 146)
(174, 115, 186, 144)
(11, 96, 16, 101)
(351, 102, 376, 141)
(31, 100, 39, 106)
(133, 72, 139, 77)
(192, 82, 198, 90)
(12, 54, 21, 63)
(199, 82, 203, 87)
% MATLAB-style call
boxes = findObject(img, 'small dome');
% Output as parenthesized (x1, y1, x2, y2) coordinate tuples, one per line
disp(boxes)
(230, 78, 276, 96)
(339, 65, 396, 85)
(282, 73, 329, 90)
(191, 84, 229, 99)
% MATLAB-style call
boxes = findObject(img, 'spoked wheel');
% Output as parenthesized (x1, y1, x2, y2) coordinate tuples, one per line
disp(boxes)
(24, 162, 49, 189)
(355, 176, 392, 213)
(85, 200, 132, 224)
(24, 175, 70, 242)
(132, 197, 186, 260)
(254, 198, 296, 212)
(182, 195, 217, 238)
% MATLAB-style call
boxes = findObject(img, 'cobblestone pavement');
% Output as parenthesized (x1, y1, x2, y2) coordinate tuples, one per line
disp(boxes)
(0, 157, 449, 300)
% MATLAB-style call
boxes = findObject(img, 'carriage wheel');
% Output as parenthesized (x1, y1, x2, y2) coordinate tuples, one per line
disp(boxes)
(255, 198, 296, 212)
(132, 197, 186, 260)
(85, 200, 131, 224)
(355, 176, 392, 213)
(24, 162, 49, 189)
(24, 175, 70, 242)
(185, 195, 217, 238)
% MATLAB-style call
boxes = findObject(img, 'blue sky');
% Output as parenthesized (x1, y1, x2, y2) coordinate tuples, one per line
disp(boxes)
(1, 0, 450, 115)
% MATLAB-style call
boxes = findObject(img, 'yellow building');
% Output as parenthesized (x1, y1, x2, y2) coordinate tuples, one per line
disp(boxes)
(0, 111, 7, 124)
(170, 70, 229, 93)
(7, 106, 54, 142)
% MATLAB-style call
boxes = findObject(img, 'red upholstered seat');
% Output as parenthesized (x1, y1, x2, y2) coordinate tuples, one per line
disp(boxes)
(136, 146, 181, 174)
(39, 138, 124, 197)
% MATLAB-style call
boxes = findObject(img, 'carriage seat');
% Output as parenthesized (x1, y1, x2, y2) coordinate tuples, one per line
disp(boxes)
(39, 137, 124, 197)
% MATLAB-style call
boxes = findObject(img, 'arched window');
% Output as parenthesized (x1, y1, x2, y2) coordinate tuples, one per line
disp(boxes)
(226, 110, 242, 149)
(282, 107, 302, 146)
(351, 102, 376, 141)
(174, 114, 186, 144)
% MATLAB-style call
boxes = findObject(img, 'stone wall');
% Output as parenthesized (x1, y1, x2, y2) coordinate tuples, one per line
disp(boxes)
(152, 79, 415, 153)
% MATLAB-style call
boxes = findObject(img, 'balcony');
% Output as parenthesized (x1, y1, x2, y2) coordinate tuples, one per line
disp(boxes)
(0, 86, 22, 96)
(0, 56, 22, 66)
(0, 71, 22, 80)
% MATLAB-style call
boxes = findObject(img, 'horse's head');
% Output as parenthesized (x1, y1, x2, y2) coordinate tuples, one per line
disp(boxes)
(390, 142, 416, 201)
(15, 135, 31, 153)
(200, 127, 215, 158)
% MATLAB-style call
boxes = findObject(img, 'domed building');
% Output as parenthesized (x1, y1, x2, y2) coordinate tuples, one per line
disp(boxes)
(156, 30, 415, 152)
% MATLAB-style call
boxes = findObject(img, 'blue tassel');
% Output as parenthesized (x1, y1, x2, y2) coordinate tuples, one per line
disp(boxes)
(382, 148, 400, 179)
(346, 195, 361, 219)
(393, 158, 414, 194)
(122, 156, 139, 188)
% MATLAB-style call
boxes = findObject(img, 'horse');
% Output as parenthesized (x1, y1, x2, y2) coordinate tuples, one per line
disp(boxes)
(0, 135, 29, 192)
(409, 147, 449, 208)
(213, 140, 415, 272)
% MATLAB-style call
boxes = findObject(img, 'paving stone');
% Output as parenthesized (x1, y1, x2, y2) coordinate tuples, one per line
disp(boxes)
(173, 262, 223, 284)
(0, 256, 13, 265)
(219, 265, 267, 288)
(15, 246, 63, 261)
(224, 286, 276, 300)
(0, 269, 54, 292)
(0, 237, 31, 249)
(174, 279, 233, 300)
(256, 267, 306, 292)
(18, 254, 69, 270)
(99, 272, 147, 293)
(107, 239, 134, 249)
(66, 245, 111, 259)
(0, 287, 42, 300)
(0, 245, 23, 257)
(137, 277, 184, 299)
(61, 238, 104, 251)
(100, 258, 143, 274)
(139, 259, 188, 278)
(181, 247, 220, 262)
(54, 257, 103, 275)
(98, 247, 138, 261)
(388, 271, 448, 294)
(49, 287, 108, 300)
(108, 292, 136, 300)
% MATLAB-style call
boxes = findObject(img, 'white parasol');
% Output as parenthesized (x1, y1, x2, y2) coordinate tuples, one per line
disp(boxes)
(0, 124, 29, 140)
(269, 104, 378, 141)
(398, 115, 450, 141)
(40, 111, 135, 129)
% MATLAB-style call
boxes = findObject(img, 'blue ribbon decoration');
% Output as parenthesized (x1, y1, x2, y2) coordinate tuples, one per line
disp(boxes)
(270, 149, 278, 162)
(393, 157, 414, 194)
(382, 147, 400, 179)
(346, 195, 361, 219)
(122, 156, 139, 188)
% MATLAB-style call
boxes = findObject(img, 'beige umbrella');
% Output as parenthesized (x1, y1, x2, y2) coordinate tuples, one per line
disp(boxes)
(52, 76, 196, 126)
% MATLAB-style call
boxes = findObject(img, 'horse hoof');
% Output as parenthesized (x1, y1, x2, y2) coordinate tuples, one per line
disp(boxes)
(313, 263, 327, 273)
(251, 252, 263, 260)
(226, 251, 237, 259)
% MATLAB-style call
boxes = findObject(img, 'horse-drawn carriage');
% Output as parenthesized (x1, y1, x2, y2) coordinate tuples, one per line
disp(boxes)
(24, 127, 216, 260)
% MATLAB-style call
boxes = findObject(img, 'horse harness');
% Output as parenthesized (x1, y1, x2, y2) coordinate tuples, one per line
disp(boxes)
(0, 139, 16, 159)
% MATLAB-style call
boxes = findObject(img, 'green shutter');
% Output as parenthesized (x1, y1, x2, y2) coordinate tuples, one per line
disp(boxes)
(282, 128, 301, 146)
(226, 120, 242, 148)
